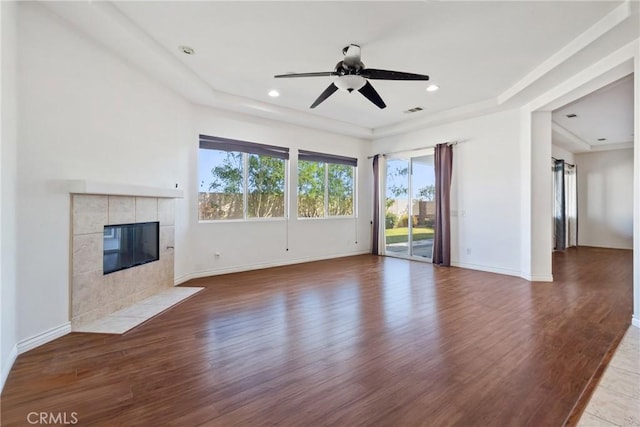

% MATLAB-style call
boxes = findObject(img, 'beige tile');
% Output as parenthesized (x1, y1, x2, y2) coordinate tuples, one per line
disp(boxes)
(157, 256, 174, 286)
(72, 233, 103, 275)
(139, 287, 203, 306)
(71, 270, 104, 317)
(73, 195, 107, 235)
(103, 270, 129, 303)
(158, 198, 175, 226)
(586, 386, 640, 427)
(160, 226, 175, 255)
(171, 287, 204, 297)
(72, 287, 204, 334)
(74, 315, 147, 334)
(609, 347, 640, 375)
(105, 297, 132, 316)
(72, 304, 111, 328)
(108, 196, 135, 225)
(624, 326, 640, 341)
(617, 333, 640, 355)
(113, 303, 168, 319)
(135, 197, 158, 223)
(578, 411, 620, 427)
(599, 365, 640, 400)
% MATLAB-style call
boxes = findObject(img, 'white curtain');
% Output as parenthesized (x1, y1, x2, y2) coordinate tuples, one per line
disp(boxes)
(553, 158, 578, 250)
(565, 164, 577, 247)
(553, 159, 565, 250)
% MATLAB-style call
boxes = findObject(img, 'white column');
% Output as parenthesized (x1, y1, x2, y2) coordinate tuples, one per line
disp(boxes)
(530, 111, 553, 281)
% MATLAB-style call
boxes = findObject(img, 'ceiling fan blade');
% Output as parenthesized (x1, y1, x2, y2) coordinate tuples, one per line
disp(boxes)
(310, 83, 339, 108)
(358, 81, 386, 109)
(274, 72, 337, 78)
(360, 68, 429, 81)
(343, 44, 361, 68)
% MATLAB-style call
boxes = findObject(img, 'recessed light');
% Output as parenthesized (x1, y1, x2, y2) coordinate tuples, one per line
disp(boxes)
(268, 90, 280, 98)
(597, 138, 607, 141)
(426, 84, 439, 92)
(566, 113, 577, 118)
(179, 46, 195, 55)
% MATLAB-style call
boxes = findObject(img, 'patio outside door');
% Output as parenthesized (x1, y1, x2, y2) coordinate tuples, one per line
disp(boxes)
(384, 153, 435, 261)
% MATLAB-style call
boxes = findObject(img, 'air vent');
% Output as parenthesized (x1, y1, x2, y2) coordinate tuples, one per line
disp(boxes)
(404, 107, 424, 114)
(597, 138, 607, 142)
(178, 45, 195, 55)
(566, 113, 577, 118)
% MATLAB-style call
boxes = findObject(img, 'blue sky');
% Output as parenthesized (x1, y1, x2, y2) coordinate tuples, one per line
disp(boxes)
(386, 158, 435, 199)
(200, 150, 435, 197)
(199, 149, 229, 191)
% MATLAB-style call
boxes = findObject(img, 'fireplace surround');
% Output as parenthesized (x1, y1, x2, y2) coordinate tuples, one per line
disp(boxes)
(70, 187, 180, 330)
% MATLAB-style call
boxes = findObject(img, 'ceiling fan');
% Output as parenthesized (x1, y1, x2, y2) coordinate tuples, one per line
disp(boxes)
(274, 44, 429, 109)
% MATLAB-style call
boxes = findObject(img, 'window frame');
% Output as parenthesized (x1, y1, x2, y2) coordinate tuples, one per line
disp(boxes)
(297, 150, 358, 219)
(198, 135, 289, 222)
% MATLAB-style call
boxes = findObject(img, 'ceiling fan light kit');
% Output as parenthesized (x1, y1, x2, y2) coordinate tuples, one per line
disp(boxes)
(274, 44, 429, 109)
(334, 75, 366, 92)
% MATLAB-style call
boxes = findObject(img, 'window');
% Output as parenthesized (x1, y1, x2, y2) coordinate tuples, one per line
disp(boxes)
(199, 135, 288, 221)
(297, 150, 357, 218)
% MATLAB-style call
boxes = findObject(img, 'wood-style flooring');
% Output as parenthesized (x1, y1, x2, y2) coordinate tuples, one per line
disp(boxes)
(0, 247, 633, 426)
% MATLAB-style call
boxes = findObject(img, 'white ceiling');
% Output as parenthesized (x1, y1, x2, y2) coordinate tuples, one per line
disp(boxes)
(43, 1, 638, 138)
(553, 74, 634, 153)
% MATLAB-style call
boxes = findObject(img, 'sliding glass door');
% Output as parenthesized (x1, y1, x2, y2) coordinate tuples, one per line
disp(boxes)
(384, 152, 435, 261)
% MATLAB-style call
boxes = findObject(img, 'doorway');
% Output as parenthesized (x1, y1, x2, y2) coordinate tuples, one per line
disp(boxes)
(552, 158, 578, 251)
(384, 152, 436, 261)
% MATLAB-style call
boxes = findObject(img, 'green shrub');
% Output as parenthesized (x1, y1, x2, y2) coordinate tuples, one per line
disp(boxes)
(422, 218, 435, 228)
(397, 214, 409, 228)
(385, 212, 397, 229)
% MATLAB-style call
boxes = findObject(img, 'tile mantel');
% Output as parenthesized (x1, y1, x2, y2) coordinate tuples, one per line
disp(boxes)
(67, 180, 183, 199)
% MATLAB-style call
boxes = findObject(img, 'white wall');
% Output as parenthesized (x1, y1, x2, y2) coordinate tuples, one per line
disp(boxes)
(552, 145, 575, 164)
(183, 107, 371, 282)
(14, 1, 372, 353)
(1, 0, 19, 392)
(16, 2, 193, 342)
(575, 149, 634, 249)
(373, 109, 523, 277)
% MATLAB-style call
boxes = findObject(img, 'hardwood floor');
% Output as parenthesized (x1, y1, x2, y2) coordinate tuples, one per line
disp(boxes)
(1, 247, 632, 426)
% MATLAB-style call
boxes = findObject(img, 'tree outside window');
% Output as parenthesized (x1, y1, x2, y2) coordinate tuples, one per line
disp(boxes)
(198, 138, 287, 221)
(297, 153, 356, 218)
(297, 160, 325, 218)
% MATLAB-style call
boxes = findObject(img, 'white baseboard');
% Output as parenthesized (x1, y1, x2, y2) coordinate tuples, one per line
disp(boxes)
(450, 261, 524, 279)
(17, 322, 71, 355)
(520, 273, 554, 282)
(1, 343, 18, 393)
(578, 243, 633, 251)
(632, 315, 640, 329)
(175, 250, 371, 285)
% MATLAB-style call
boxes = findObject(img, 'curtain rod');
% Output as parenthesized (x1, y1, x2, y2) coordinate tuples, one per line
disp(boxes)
(552, 157, 576, 167)
(367, 140, 464, 159)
